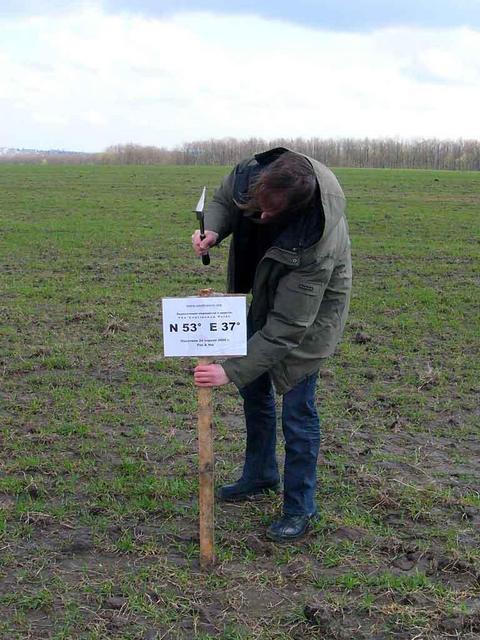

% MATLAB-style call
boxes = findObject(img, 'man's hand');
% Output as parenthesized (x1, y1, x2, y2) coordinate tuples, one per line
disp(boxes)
(194, 364, 230, 387)
(191, 230, 218, 257)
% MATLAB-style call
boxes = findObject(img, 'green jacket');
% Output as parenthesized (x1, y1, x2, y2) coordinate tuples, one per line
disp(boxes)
(205, 148, 352, 394)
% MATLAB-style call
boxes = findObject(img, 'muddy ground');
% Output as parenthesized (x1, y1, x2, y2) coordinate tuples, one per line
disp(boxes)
(1, 165, 479, 638)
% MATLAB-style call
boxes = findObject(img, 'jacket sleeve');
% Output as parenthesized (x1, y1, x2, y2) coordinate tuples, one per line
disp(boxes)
(203, 169, 237, 243)
(222, 257, 335, 389)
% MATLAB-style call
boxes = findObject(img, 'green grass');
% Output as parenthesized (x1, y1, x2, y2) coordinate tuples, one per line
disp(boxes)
(0, 164, 479, 639)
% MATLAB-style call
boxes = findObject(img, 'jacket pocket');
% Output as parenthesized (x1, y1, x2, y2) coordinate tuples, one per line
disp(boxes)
(284, 279, 322, 297)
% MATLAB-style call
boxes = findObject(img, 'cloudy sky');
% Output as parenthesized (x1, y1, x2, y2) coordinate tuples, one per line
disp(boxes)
(1, 0, 479, 151)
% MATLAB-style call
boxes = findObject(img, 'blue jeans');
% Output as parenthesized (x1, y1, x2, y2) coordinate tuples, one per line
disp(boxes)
(239, 370, 320, 517)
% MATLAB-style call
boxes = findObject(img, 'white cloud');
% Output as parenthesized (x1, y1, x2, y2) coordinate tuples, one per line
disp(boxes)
(33, 112, 69, 126)
(80, 109, 107, 126)
(1, 7, 479, 150)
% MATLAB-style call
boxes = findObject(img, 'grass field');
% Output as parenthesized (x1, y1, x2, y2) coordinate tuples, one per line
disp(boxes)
(1, 164, 479, 639)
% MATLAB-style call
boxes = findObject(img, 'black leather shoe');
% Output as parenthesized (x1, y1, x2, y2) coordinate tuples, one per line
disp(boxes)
(266, 514, 317, 542)
(217, 480, 280, 502)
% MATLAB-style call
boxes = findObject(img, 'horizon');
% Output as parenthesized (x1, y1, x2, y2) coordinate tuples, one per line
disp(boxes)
(2, 133, 480, 156)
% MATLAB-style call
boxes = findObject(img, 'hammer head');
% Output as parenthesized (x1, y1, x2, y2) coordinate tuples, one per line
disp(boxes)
(194, 186, 210, 265)
(195, 186, 207, 223)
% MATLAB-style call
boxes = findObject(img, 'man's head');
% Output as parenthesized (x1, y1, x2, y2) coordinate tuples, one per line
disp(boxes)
(242, 152, 317, 224)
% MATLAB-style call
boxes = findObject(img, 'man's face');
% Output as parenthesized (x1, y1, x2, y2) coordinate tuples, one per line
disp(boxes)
(257, 189, 289, 224)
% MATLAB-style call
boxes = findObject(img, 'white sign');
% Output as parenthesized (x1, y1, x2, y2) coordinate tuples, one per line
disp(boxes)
(162, 296, 247, 357)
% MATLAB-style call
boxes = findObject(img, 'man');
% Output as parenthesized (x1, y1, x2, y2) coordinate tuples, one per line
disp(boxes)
(191, 147, 352, 542)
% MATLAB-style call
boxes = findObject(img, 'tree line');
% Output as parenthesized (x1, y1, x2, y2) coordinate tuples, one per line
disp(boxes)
(1, 137, 479, 170)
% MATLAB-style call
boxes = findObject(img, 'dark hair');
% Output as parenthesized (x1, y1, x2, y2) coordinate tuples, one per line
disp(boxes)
(241, 152, 317, 220)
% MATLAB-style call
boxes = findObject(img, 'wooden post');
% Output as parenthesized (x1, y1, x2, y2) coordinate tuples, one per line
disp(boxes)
(197, 289, 215, 568)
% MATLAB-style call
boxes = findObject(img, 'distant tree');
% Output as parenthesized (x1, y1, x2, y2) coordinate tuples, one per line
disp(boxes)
(1, 139, 479, 169)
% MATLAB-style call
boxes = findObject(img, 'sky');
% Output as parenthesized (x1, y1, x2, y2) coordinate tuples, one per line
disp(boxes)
(1, 0, 479, 152)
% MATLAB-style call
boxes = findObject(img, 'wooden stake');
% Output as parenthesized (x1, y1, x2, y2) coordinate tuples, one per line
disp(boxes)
(197, 289, 215, 568)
